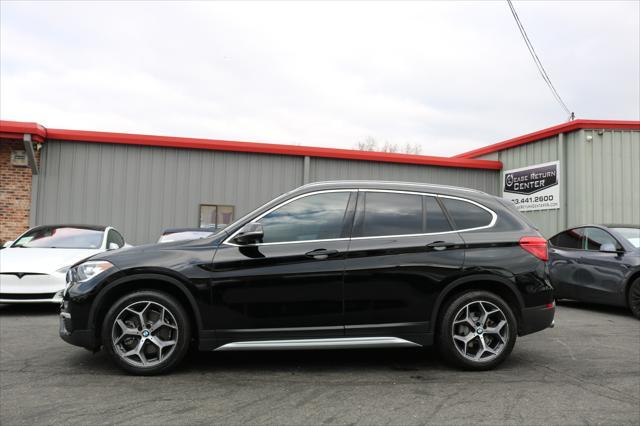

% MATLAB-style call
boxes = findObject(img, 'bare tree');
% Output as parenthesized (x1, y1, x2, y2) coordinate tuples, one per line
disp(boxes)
(356, 136, 378, 152)
(354, 137, 422, 155)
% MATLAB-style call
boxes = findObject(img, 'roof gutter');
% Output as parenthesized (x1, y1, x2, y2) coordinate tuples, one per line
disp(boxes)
(1, 121, 502, 171)
(454, 119, 640, 159)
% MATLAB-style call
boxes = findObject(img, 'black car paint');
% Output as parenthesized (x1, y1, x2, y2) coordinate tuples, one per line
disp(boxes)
(60, 181, 555, 351)
(549, 225, 640, 307)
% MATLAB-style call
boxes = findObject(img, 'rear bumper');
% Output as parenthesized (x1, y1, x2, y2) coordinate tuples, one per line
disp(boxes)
(519, 301, 556, 336)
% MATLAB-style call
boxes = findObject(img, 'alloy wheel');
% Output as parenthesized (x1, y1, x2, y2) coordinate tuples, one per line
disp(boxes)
(111, 300, 179, 368)
(451, 300, 509, 362)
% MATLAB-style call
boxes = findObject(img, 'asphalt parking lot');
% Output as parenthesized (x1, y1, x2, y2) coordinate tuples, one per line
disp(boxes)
(0, 302, 638, 425)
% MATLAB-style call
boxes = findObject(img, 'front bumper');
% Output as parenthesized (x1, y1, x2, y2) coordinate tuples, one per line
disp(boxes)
(519, 301, 556, 336)
(59, 302, 98, 349)
(0, 273, 66, 303)
(0, 290, 63, 304)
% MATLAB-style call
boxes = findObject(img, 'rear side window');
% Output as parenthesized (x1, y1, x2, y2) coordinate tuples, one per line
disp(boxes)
(424, 196, 452, 233)
(440, 198, 493, 230)
(549, 228, 584, 249)
(360, 192, 423, 237)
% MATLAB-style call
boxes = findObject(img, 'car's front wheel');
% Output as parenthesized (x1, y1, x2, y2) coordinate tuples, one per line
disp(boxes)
(102, 290, 191, 375)
(628, 278, 640, 320)
(437, 290, 517, 370)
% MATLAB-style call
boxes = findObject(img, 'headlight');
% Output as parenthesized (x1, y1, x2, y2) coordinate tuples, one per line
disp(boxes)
(73, 261, 114, 282)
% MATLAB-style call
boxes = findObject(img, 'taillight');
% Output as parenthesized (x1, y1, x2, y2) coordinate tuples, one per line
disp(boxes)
(519, 236, 548, 261)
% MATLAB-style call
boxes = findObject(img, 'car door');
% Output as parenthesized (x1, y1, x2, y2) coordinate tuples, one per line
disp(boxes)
(575, 227, 628, 305)
(210, 190, 356, 341)
(343, 191, 464, 339)
(549, 228, 586, 299)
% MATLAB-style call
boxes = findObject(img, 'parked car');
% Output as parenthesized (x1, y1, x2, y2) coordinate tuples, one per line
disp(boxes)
(0, 224, 129, 304)
(157, 228, 216, 244)
(549, 224, 640, 318)
(60, 181, 554, 375)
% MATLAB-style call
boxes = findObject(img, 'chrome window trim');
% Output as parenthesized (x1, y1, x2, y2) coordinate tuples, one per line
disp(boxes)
(223, 188, 497, 247)
(299, 180, 487, 194)
(351, 190, 497, 240)
(436, 194, 497, 231)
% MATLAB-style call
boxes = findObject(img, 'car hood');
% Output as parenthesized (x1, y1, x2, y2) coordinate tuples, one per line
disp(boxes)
(90, 232, 228, 268)
(0, 248, 102, 273)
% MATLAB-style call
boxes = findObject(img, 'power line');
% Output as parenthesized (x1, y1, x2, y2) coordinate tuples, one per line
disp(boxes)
(506, 0, 574, 120)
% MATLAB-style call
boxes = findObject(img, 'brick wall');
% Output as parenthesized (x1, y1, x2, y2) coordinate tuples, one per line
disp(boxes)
(0, 139, 38, 244)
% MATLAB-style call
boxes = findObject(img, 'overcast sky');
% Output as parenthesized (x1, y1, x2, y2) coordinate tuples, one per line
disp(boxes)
(1, 1, 638, 156)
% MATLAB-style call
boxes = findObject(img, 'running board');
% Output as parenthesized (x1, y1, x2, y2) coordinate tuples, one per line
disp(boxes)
(214, 336, 422, 351)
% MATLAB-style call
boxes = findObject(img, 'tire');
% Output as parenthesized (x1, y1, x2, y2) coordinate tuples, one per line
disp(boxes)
(628, 278, 640, 320)
(101, 290, 191, 375)
(437, 290, 517, 371)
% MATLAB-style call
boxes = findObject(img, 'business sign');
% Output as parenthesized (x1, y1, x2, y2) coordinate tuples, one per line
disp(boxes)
(503, 161, 560, 212)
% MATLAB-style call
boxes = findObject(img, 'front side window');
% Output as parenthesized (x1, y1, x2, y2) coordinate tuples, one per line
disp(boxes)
(12, 226, 104, 249)
(440, 198, 493, 230)
(549, 228, 585, 250)
(611, 227, 640, 248)
(259, 192, 351, 243)
(107, 229, 125, 248)
(584, 228, 621, 251)
(359, 192, 423, 237)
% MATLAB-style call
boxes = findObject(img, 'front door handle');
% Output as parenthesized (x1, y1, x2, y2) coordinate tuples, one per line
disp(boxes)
(305, 249, 339, 260)
(426, 241, 456, 251)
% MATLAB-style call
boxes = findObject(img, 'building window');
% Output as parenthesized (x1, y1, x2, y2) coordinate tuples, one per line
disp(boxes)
(199, 204, 234, 230)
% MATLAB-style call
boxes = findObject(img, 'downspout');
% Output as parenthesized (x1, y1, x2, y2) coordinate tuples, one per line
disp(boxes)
(23, 133, 40, 227)
(303, 156, 310, 184)
(557, 132, 568, 231)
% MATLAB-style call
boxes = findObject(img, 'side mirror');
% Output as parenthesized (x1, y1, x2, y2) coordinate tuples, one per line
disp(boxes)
(233, 223, 264, 245)
(3, 240, 14, 248)
(108, 242, 120, 250)
(600, 243, 618, 253)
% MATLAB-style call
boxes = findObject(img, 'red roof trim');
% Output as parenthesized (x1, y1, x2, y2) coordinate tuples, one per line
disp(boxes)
(0, 121, 502, 170)
(454, 120, 640, 159)
(0, 120, 47, 143)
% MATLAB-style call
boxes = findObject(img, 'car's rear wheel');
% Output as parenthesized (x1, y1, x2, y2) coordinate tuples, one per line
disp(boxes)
(102, 290, 191, 375)
(628, 278, 640, 320)
(437, 290, 517, 370)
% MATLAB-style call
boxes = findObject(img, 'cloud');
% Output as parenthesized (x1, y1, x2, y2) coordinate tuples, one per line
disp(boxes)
(1, 1, 638, 156)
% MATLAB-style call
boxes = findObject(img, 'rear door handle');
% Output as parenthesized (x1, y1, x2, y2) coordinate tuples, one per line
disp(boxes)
(426, 241, 456, 251)
(305, 249, 339, 260)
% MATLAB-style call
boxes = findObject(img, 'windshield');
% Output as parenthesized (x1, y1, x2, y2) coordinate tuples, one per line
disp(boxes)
(12, 226, 104, 249)
(612, 227, 640, 248)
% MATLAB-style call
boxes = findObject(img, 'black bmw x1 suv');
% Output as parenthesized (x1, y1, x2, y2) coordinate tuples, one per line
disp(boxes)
(60, 181, 555, 375)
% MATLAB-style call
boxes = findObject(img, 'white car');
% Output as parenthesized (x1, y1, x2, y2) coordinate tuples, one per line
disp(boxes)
(0, 224, 129, 303)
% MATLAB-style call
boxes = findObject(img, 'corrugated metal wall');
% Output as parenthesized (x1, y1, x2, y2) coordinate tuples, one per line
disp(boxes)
(478, 135, 564, 237)
(568, 129, 640, 227)
(35, 141, 304, 245)
(477, 129, 640, 237)
(308, 158, 500, 194)
(34, 140, 500, 244)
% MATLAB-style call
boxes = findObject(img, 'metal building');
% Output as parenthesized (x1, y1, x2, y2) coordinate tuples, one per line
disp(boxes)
(0, 119, 638, 244)
(455, 121, 640, 236)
